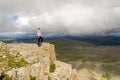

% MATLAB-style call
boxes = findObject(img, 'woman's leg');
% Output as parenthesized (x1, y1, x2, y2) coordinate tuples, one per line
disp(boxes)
(40, 36, 43, 43)
(38, 37, 40, 46)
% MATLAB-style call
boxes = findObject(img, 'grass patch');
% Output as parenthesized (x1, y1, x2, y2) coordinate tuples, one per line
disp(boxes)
(7, 58, 28, 68)
(49, 63, 56, 73)
(48, 76, 52, 80)
(102, 73, 111, 80)
(29, 75, 36, 80)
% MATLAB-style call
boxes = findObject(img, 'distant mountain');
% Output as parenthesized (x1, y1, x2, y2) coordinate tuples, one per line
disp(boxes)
(67, 36, 120, 46)
(0, 34, 120, 46)
(0, 34, 36, 39)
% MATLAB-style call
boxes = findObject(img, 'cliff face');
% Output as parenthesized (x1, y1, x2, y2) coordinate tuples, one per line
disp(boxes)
(0, 42, 78, 80)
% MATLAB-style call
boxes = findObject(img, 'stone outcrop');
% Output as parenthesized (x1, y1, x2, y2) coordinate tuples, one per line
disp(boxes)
(0, 42, 79, 80)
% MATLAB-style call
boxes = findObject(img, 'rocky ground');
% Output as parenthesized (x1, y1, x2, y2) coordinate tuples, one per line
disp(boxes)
(0, 41, 78, 80)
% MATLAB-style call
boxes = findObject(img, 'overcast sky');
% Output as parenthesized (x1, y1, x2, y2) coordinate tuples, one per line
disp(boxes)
(0, 0, 120, 35)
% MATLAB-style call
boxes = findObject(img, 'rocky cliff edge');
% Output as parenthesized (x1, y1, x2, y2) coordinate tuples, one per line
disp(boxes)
(0, 41, 78, 80)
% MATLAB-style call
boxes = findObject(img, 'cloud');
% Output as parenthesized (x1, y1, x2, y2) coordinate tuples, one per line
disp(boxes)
(14, 17, 29, 27)
(0, 0, 120, 35)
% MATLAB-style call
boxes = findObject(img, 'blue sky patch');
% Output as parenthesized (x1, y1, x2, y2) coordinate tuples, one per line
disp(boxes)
(11, 15, 18, 22)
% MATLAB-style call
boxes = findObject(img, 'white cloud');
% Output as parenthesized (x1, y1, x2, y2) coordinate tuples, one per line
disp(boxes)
(14, 17, 29, 27)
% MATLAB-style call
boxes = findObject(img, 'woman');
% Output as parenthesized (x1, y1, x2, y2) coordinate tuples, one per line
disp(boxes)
(37, 27, 43, 46)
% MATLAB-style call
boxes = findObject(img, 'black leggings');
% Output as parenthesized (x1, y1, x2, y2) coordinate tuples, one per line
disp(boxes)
(38, 36, 43, 45)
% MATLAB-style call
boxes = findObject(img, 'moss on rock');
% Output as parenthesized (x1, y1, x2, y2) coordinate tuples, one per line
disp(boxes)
(49, 63, 56, 73)
(0, 42, 28, 71)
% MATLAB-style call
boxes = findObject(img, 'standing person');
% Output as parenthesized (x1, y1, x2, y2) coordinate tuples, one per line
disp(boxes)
(37, 27, 43, 47)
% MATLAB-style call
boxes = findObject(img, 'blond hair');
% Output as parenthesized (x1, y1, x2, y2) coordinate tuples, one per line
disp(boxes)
(38, 27, 40, 30)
